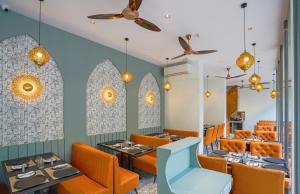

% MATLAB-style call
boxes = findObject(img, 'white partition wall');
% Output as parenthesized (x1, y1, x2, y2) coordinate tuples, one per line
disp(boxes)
(164, 61, 204, 152)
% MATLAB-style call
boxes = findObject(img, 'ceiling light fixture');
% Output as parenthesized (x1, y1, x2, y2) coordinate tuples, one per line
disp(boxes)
(236, 3, 255, 72)
(270, 73, 277, 99)
(28, 0, 49, 68)
(164, 13, 171, 19)
(205, 75, 211, 98)
(248, 43, 261, 85)
(164, 58, 172, 92)
(120, 37, 133, 84)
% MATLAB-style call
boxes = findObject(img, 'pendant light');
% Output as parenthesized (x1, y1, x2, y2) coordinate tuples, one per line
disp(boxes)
(236, 3, 255, 72)
(270, 73, 277, 99)
(248, 43, 261, 85)
(255, 60, 264, 92)
(28, 0, 49, 68)
(164, 58, 172, 92)
(121, 37, 133, 83)
(205, 75, 211, 98)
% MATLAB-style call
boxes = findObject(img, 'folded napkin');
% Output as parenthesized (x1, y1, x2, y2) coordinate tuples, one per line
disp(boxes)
(17, 171, 36, 179)
(52, 163, 68, 170)
(11, 163, 27, 170)
(246, 161, 259, 167)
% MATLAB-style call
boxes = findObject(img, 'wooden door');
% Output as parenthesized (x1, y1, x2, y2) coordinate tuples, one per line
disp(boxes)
(227, 86, 238, 119)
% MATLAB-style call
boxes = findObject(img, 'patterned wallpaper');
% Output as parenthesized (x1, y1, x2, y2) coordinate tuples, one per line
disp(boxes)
(87, 59, 126, 136)
(0, 34, 64, 146)
(138, 73, 160, 129)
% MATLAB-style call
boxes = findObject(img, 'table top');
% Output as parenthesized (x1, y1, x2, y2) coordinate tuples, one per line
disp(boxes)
(146, 133, 185, 142)
(98, 140, 155, 158)
(1, 152, 81, 194)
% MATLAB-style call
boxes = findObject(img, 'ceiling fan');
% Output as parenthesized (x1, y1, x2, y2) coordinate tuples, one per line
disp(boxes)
(171, 34, 217, 60)
(87, 0, 161, 32)
(215, 68, 246, 80)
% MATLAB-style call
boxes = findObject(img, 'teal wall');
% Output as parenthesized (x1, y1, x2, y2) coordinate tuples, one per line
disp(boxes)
(0, 10, 164, 180)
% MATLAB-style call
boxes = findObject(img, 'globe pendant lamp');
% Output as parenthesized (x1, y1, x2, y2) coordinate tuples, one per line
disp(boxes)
(236, 3, 255, 72)
(164, 58, 172, 91)
(270, 73, 277, 99)
(205, 75, 211, 98)
(255, 83, 264, 92)
(248, 43, 261, 85)
(121, 38, 133, 84)
(28, 0, 49, 68)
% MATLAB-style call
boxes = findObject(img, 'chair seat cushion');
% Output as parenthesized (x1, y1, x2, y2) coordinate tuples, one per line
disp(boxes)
(132, 154, 157, 175)
(119, 167, 139, 192)
(56, 175, 109, 194)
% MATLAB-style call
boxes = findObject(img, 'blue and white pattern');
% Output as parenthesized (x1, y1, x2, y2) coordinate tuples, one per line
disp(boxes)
(138, 73, 160, 129)
(0, 34, 64, 146)
(87, 59, 126, 136)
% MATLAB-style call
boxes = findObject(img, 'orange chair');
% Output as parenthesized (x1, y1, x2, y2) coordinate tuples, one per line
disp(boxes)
(234, 130, 252, 139)
(255, 125, 275, 132)
(113, 157, 139, 194)
(163, 128, 198, 137)
(130, 134, 171, 181)
(211, 126, 219, 149)
(217, 123, 225, 139)
(255, 131, 277, 141)
(250, 141, 282, 158)
(220, 139, 246, 153)
(231, 162, 284, 194)
(204, 127, 214, 153)
(0, 184, 8, 194)
(57, 143, 114, 194)
(198, 155, 227, 173)
(226, 121, 231, 136)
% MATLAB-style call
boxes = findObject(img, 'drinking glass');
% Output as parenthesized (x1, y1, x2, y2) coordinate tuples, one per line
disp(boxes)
(36, 156, 44, 169)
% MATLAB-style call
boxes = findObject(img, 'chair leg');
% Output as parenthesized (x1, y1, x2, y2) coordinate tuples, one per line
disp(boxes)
(153, 176, 157, 183)
(135, 188, 138, 194)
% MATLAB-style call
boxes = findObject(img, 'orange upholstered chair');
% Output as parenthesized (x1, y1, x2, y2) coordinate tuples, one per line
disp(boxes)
(0, 184, 8, 194)
(113, 157, 139, 194)
(255, 131, 277, 141)
(220, 139, 246, 153)
(211, 126, 219, 149)
(56, 143, 114, 194)
(226, 121, 231, 136)
(198, 155, 227, 173)
(163, 128, 198, 137)
(234, 130, 252, 139)
(250, 141, 282, 158)
(130, 134, 171, 179)
(204, 127, 214, 153)
(255, 125, 275, 132)
(217, 123, 225, 139)
(231, 162, 284, 194)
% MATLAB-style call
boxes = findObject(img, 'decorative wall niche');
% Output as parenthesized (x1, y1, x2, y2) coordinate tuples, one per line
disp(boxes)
(0, 34, 64, 146)
(87, 59, 126, 136)
(138, 73, 160, 129)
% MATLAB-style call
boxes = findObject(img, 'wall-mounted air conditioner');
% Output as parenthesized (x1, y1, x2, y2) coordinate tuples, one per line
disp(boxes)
(164, 63, 192, 77)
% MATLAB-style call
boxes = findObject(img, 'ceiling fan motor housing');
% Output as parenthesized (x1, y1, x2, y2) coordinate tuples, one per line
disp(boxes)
(122, 7, 139, 20)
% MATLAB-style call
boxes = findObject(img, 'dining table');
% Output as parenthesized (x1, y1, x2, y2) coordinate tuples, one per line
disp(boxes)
(1, 152, 81, 194)
(146, 133, 185, 141)
(98, 140, 155, 170)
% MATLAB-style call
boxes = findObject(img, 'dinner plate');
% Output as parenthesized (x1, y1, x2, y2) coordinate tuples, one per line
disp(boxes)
(14, 175, 47, 190)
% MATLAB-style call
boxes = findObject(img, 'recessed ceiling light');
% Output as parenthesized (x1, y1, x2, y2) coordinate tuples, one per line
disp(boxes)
(164, 13, 171, 19)
(90, 19, 96, 24)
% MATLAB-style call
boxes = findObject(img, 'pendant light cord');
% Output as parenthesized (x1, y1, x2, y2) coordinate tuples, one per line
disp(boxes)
(253, 43, 256, 73)
(125, 38, 128, 71)
(206, 75, 209, 90)
(38, 0, 42, 46)
(243, 6, 246, 51)
(166, 58, 169, 82)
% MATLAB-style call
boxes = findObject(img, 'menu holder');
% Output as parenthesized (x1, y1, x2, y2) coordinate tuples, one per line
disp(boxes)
(5, 160, 35, 172)
(9, 170, 48, 193)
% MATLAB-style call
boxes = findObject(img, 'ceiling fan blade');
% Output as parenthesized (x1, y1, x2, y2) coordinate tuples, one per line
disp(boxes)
(171, 53, 186, 60)
(178, 37, 191, 52)
(215, 76, 228, 79)
(87, 14, 123, 19)
(229, 74, 247, 79)
(129, 0, 143, 10)
(192, 50, 217, 55)
(260, 82, 271, 85)
(135, 18, 161, 32)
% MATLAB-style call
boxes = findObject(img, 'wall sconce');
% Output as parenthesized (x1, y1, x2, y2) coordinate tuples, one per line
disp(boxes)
(11, 74, 43, 101)
(145, 91, 156, 106)
(100, 85, 117, 105)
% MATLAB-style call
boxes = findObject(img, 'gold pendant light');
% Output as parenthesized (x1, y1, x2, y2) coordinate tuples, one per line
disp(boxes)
(205, 75, 212, 98)
(164, 58, 172, 91)
(248, 43, 261, 85)
(255, 83, 264, 92)
(236, 3, 255, 72)
(270, 73, 277, 99)
(28, 0, 49, 68)
(121, 38, 133, 83)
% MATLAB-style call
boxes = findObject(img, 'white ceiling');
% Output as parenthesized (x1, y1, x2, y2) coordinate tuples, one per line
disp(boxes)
(0, 0, 289, 85)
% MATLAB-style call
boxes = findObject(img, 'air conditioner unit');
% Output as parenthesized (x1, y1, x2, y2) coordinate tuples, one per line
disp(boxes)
(164, 63, 192, 77)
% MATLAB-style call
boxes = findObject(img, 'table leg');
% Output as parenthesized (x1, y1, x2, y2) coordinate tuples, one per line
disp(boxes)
(120, 152, 125, 168)
(128, 155, 133, 171)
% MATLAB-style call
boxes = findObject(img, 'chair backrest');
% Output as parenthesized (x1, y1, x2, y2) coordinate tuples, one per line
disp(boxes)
(250, 141, 282, 158)
(255, 131, 277, 141)
(220, 139, 247, 153)
(226, 121, 231, 135)
(163, 128, 199, 137)
(234, 130, 252, 139)
(217, 123, 225, 138)
(130, 134, 171, 148)
(255, 125, 275, 132)
(204, 127, 214, 146)
(198, 155, 227, 173)
(71, 143, 114, 191)
(231, 162, 284, 194)
(211, 126, 218, 142)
